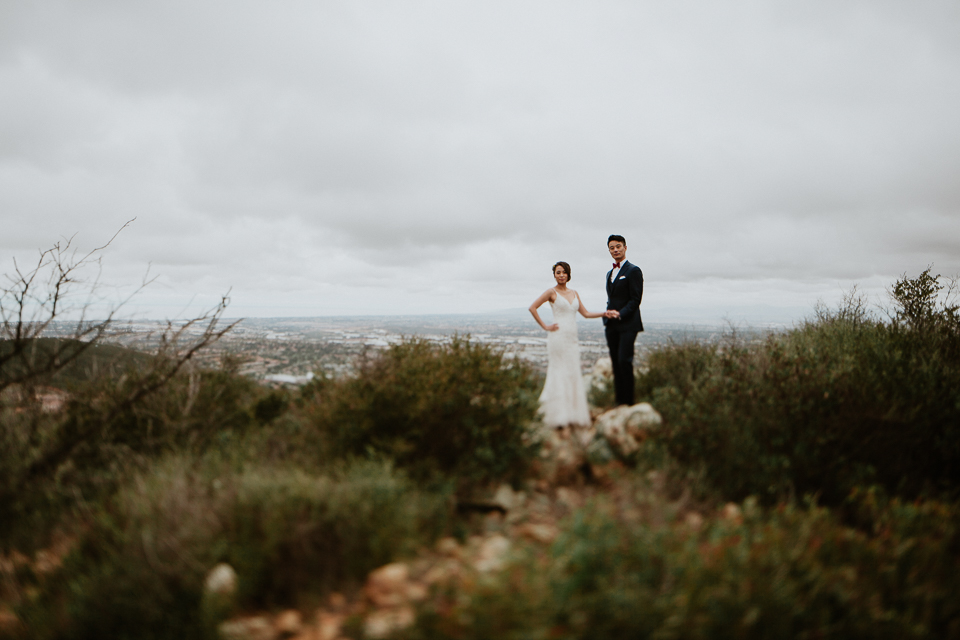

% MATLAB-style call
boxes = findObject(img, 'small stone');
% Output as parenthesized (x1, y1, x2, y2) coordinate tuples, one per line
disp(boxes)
(422, 559, 459, 585)
(219, 615, 275, 640)
(516, 522, 559, 544)
(8, 551, 29, 568)
(274, 609, 302, 637)
(685, 512, 704, 530)
(404, 580, 429, 602)
(364, 606, 415, 639)
(473, 534, 510, 573)
(33, 549, 62, 575)
(483, 510, 505, 532)
(555, 487, 582, 510)
(316, 611, 345, 640)
(365, 562, 410, 607)
(492, 484, 525, 511)
(435, 537, 460, 557)
(205, 563, 238, 596)
(722, 503, 743, 524)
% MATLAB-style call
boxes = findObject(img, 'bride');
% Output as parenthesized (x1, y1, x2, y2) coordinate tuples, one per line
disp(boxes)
(529, 261, 609, 428)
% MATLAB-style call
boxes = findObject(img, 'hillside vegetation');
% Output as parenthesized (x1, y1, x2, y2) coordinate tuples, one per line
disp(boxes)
(1, 269, 958, 639)
(0, 338, 151, 391)
(637, 268, 960, 505)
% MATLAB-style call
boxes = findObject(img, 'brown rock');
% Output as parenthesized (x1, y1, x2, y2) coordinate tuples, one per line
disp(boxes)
(722, 503, 743, 524)
(516, 522, 559, 544)
(404, 580, 429, 603)
(492, 484, 524, 511)
(8, 551, 29, 569)
(422, 559, 460, 585)
(587, 460, 624, 486)
(316, 611, 345, 640)
(33, 549, 63, 575)
(435, 537, 461, 558)
(275, 609, 303, 637)
(327, 592, 347, 612)
(684, 512, 704, 530)
(555, 487, 582, 511)
(219, 615, 276, 640)
(472, 534, 510, 573)
(365, 562, 410, 608)
(364, 606, 415, 639)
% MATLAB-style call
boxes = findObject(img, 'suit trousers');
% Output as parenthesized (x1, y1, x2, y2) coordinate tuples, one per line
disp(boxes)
(605, 326, 638, 406)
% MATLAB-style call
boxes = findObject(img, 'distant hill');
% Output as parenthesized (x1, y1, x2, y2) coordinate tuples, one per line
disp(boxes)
(0, 337, 151, 390)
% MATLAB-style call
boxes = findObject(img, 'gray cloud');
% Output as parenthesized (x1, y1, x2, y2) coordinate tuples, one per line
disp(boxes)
(2, 1, 958, 321)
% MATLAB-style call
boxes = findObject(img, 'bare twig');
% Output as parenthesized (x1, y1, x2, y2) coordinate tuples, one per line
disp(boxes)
(0, 220, 143, 393)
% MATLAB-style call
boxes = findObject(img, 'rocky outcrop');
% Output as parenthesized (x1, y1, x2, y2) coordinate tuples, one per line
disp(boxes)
(211, 398, 670, 640)
(593, 402, 663, 458)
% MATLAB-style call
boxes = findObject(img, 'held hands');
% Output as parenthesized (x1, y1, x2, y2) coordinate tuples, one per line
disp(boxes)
(604, 309, 620, 320)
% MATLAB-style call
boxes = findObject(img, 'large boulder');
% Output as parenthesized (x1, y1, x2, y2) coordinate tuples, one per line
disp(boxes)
(593, 403, 663, 458)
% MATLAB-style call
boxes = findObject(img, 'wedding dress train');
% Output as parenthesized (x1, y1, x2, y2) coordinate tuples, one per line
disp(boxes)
(538, 292, 590, 427)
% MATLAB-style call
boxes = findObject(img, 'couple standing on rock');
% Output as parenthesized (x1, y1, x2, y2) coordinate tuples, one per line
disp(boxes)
(529, 234, 643, 429)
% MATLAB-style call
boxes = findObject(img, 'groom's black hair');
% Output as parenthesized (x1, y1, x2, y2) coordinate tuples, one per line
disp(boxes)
(608, 234, 626, 245)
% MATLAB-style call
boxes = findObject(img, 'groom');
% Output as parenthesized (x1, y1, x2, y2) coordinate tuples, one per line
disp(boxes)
(603, 234, 644, 406)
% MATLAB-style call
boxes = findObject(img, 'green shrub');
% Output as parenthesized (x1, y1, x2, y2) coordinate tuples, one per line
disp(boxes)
(406, 491, 960, 639)
(14, 457, 448, 640)
(587, 373, 615, 410)
(634, 271, 960, 504)
(0, 359, 278, 548)
(303, 336, 541, 489)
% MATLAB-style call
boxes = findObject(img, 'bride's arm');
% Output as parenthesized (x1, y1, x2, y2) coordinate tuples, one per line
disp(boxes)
(529, 289, 559, 331)
(576, 294, 611, 319)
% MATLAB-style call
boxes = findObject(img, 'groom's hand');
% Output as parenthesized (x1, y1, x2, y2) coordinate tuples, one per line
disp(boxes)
(604, 310, 620, 319)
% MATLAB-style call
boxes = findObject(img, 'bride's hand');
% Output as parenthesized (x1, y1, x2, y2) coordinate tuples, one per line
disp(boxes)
(545, 323, 559, 332)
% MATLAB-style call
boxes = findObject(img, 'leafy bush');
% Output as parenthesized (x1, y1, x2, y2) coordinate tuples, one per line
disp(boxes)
(14, 458, 448, 640)
(302, 336, 541, 488)
(407, 490, 960, 639)
(634, 271, 960, 504)
(0, 357, 275, 548)
(587, 373, 615, 410)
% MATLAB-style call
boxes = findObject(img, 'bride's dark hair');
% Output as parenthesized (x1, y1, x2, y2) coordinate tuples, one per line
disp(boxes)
(552, 261, 571, 282)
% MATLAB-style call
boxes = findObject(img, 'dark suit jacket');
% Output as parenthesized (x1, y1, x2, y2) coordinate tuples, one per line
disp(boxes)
(604, 260, 644, 332)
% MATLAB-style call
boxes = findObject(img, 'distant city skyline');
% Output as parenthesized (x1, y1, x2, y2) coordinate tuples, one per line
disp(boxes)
(2, 3, 958, 325)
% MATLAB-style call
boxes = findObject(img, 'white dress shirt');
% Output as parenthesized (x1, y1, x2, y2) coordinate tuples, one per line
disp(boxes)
(609, 263, 621, 282)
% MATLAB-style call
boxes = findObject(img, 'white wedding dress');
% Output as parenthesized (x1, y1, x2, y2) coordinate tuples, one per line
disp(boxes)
(538, 292, 591, 428)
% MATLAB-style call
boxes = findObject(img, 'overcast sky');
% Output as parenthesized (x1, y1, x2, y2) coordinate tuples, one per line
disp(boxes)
(2, 1, 959, 324)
